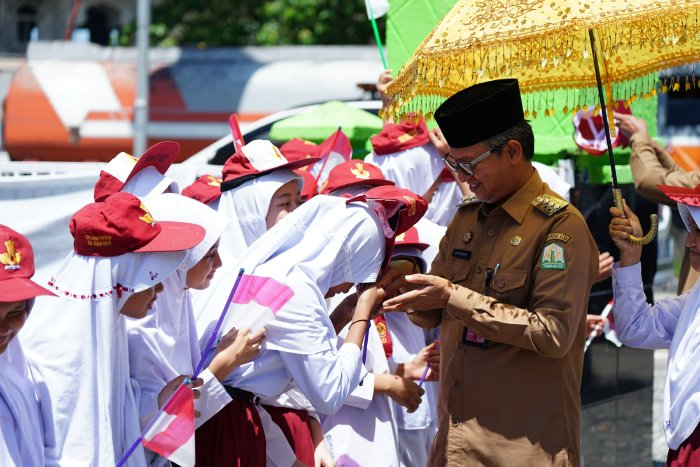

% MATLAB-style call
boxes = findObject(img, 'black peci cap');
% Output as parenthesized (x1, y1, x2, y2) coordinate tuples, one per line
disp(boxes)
(434, 79, 525, 149)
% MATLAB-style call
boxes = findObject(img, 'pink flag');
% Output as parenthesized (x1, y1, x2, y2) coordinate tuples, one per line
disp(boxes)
(227, 274, 294, 331)
(142, 384, 195, 467)
(309, 129, 352, 195)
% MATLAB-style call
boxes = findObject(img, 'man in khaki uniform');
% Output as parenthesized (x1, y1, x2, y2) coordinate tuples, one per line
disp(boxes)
(383, 79, 599, 466)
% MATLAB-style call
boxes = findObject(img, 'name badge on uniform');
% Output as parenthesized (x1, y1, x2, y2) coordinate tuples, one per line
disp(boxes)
(462, 327, 488, 348)
(452, 249, 472, 260)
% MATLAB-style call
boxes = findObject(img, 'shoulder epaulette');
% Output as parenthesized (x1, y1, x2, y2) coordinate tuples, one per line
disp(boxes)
(457, 194, 480, 208)
(531, 194, 568, 216)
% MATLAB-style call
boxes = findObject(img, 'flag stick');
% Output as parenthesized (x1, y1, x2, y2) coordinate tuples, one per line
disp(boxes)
(367, 3, 388, 69)
(194, 268, 245, 378)
(418, 339, 438, 387)
(584, 300, 613, 353)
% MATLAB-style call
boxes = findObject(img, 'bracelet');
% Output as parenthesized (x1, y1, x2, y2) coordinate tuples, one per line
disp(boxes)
(350, 319, 369, 328)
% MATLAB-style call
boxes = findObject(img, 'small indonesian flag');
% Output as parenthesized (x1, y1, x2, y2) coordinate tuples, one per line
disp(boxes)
(309, 129, 352, 191)
(226, 274, 294, 332)
(142, 384, 195, 467)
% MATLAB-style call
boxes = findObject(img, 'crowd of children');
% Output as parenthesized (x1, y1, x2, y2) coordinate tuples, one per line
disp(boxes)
(0, 107, 464, 467)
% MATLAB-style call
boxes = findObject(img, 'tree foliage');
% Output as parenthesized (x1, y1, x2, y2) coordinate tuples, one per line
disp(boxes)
(120, 0, 384, 46)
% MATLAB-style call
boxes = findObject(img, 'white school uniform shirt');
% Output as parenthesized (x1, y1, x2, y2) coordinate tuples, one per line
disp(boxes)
(199, 196, 386, 414)
(384, 311, 435, 431)
(0, 338, 45, 467)
(427, 180, 462, 227)
(21, 248, 188, 467)
(613, 262, 700, 449)
(322, 321, 401, 467)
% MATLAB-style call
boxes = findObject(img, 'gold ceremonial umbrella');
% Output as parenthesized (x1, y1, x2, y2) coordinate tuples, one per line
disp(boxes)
(384, 0, 700, 244)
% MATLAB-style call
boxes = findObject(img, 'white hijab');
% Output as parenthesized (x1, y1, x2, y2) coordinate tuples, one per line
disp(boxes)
(201, 195, 386, 358)
(365, 144, 443, 200)
(215, 169, 302, 264)
(0, 338, 45, 467)
(126, 194, 228, 428)
(20, 249, 187, 467)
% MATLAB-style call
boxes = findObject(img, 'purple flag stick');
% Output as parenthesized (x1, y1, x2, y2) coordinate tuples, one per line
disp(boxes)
(361, 324, 370, 365)
(418, 339, 439, 387)
(193, 267, 245, 379)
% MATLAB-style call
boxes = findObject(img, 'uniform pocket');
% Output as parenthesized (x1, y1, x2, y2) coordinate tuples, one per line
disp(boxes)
(490, 268, 528, 294)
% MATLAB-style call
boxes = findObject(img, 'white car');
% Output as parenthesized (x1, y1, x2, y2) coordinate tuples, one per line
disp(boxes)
(183, 100, 382, 166)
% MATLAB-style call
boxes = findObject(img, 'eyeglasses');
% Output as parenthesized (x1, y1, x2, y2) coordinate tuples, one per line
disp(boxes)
(442, 146, 499, 177)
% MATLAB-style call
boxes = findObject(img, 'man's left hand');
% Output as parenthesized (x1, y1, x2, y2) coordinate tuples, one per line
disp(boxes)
(382, 274, 453, 311)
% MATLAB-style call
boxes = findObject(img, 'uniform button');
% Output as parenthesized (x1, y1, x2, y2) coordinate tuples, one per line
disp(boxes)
(476, 265, 483, 273)
(498, 280, 505, 288)
(487, 229, 495, 237)
(452, 381, 458, 387)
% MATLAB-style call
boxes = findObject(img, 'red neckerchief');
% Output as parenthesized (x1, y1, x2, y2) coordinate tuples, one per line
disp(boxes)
(371, 119, 430, 155)
(373, 315, 393, 358)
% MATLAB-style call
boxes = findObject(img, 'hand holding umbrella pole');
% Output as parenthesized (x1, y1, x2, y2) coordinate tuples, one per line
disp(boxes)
(588, 29, 657, 246)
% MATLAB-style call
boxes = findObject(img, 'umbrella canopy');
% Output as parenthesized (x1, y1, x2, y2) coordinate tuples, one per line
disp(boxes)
(383, 0, 700, 121)
(269, 100, 383, 148)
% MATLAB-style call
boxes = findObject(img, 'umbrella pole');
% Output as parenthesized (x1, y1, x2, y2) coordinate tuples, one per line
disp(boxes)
(587, 29, 657, 245)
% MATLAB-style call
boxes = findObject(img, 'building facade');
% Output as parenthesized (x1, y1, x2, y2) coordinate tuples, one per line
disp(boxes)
(0, 0, 137, 54)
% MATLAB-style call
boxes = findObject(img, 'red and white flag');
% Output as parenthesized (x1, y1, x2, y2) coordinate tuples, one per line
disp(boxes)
(226, 274, 294, 332)
(307, 129, 352, 195)
(142, 384, 195, 467)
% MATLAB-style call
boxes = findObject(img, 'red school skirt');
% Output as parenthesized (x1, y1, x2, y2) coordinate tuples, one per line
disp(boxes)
(195, 388, 266, 467)
(262, 404, 315, 466)
(668, 423, 700, 467)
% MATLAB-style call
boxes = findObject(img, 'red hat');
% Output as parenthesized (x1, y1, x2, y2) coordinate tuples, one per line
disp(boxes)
(181, 175, 223, 205)
(280, 138, 321, 162)
(220, 140, 321, 192)
(71, 192, 205, 257)
(293, 169, 317, 201)
(657, 184, 700, 207)
(573, 101, 631, 156)
(371, 118, 430, 156)
(394, 226, 429, 251)
(94, 141, 180, 202)
(319, 160, 394, 195)
(347, 186, 427, 267)
(0, 225, 55, 301)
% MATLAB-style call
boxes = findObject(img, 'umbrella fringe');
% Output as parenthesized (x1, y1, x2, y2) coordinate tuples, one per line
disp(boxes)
(384, 3, 700, 121)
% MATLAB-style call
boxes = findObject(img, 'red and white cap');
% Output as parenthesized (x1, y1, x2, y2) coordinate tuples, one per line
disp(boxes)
(181, 175, 223, 206)
(220, 140, 321, 192)
(657, 183, 700, 232)
(573, 102, 631, 156)
(94, 141, 180, 201)
(320, 160, 394, 195)
(347, 186, 428, 268)
(0, 225, 55, 301)
(70, 192, 205, 257)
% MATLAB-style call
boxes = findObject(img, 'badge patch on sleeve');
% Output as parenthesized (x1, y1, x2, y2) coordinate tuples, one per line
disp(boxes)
(541, 242, 566, 270)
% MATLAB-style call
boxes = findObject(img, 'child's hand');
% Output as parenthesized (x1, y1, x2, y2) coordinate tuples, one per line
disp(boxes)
(404, 340, 440, 381)
(609, 199, 643, 266)
(158, 375, 203, 417)
(210, 327, 266, 382)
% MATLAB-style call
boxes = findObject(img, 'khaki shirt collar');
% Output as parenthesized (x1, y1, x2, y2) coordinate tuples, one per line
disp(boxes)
(479, 168, 543, 225)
